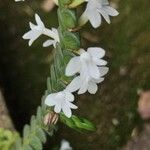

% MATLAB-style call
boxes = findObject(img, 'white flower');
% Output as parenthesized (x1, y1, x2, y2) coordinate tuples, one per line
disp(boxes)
(65, 47, 109, 94)
(60, 139, 72, 150)
(23, 14, 59, 47)
(66, 67, 108, 94)
(43, 28, 60, 48)
(80, 0, 119, 28)
(45, 90, 78, 118)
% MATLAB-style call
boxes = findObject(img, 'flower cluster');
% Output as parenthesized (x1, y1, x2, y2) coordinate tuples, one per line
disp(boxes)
(66, 48, 108, 94)
(21, 0, 118, 118)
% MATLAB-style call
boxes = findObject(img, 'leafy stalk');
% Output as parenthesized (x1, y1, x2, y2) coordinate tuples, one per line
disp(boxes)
(10, 0, 95, 149)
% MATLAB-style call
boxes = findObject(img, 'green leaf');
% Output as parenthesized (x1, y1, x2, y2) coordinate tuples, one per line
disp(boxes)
(69, 0, 85, 8)
(47, 77, 52, 93)
(23, 145, 33, 150)
(36, 128, 46, 143)
(23, 125, 30, 139)
(50, 65, 57, 90)
(62, 32, 80, 50)
(30, 116, 37, 132)
(58, 0, 72, 7)
(14, 138, 22, 150)
(36, 107, 42, 123)
(30, 137, 42, 150)
(58, 9, 77, 29)
(60, 114, 96, 132)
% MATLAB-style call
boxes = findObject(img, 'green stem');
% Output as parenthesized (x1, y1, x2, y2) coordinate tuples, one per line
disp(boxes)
(12, 0, 81, 150)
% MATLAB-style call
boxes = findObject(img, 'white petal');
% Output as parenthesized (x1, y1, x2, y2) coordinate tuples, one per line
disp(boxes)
(103, 6, 119, 16)
(25, 33, 41, 46)
(79, 11, 89, 27)
(66, 76, 81, 93)
(67, 102, 78, 109)
(93, 58, 107, 66)
(62, 105, 72, 118)
(60, 140, 72, 150)
(87, 47, 105, 58)
(64, 91, 75, 102)
(78, 81, 88, 94)
(99, 67, 109, 76)
(89, 63, 100, 79)
(29, 22, 36, 30)
(79, 48, 86, 54)
(93, 77, 105, 83)
(65, 57, 80, 76)
(35, 14, 44, 27)
(54, 103, 61, 113)
(98, 9, 110, 24)
(29, 39, 34, 46)
(88, 82, 98, 94)
(102, 0, 109, 5)
(86, 10, 102, 28)
(22, 30, 33, 39)
(45, 94, 57, 106)
(23, 31, 41, 42)
(43, 40, 54, 47)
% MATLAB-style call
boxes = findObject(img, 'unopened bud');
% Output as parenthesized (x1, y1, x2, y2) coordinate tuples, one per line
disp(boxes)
(43, 112, 59, 126)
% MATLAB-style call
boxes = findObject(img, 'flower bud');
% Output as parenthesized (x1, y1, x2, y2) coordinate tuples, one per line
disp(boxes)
(69, 0, 85, 8)
(43, 112, 59, 126)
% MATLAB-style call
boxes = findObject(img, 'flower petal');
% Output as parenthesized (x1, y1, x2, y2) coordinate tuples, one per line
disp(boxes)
(89, 63, 100, 79)
(43, 40, 54, 47)
(64, 91, 75, 102)
(79, 11, 89, 27)
(35, 14, 44, 27)
(88, 82, 98, 94)
(62, 105, 72, 118)
(45, 93, 57, 106)
(102, 0, 109, 5)
(93, 77, 105, 83)
(99, 67, 109, 76)
(87, 47, 105, 58)
(66, 76, 81, 93)
(22, 30, 34, 39)
(78, 81, 88, 94)
(65, 57, 80, 76)
(98, 9, 110, 24)
(67, 102, 78, 109)
(29, 22, 36, 30)
(23, 30, 41, 46)
(54, 103, 61, 113)
(93, 58, 107, 66)
(103, 6, 119, 16)
(66, 102, 78, 109)
(86, 10, 102, 28)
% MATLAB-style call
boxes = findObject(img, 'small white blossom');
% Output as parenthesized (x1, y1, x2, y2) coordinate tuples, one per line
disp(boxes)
(45, 90, 78, 118)
(65, 48, 109, 94)
(43, 28, 60, 48)
(80, 0, 119, 28)
(60, 139, 72, 150)
(66, 68, 108, 94)
(23, 14, 59, 47)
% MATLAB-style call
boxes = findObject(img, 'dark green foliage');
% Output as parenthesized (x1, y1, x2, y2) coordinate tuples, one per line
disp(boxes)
(20, 105, 47, 150)
(0, 128, 19, 150)
(61, 31, 80, 50)
(60, 114, 96, 132)
(9, 0, 95, 149)
(58, 9, 77, 29)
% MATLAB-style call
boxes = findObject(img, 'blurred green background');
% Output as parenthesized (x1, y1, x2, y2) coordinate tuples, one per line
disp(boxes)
(0, 0, 150, 149)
